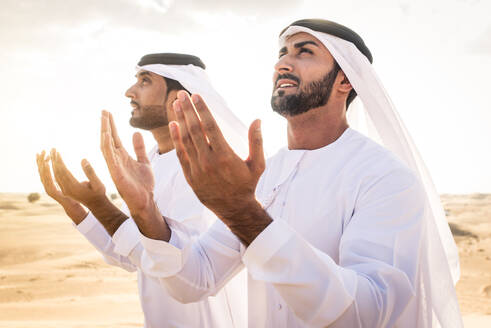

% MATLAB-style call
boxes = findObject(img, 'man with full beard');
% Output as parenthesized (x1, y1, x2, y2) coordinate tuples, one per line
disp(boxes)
(100, 20, 461, 327)
(36, 53, 247, 328)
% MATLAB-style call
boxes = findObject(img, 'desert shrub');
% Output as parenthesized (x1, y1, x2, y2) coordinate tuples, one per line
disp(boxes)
(27, 192, 41, 203)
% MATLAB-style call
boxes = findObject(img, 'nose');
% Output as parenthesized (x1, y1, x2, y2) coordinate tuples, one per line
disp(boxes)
(125, 84, 136, 99)
(274, 55, 294, 74)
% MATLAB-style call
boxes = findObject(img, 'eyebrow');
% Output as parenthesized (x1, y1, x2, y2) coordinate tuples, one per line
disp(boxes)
(135, 71, 151, 78)
(279, 40, 320, 55)
(294, 40, 319, 48)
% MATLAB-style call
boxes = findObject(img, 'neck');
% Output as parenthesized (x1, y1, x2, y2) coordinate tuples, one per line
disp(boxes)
(151, 126, 175, 154)
(286, 101, 348, 150)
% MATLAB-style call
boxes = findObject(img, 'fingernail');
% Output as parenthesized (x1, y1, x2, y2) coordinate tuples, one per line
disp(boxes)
(178, 91, 186, 101)
(174, 101, 181, 112)
(170, 122, 177, 133)
(191, 94, 200, 104)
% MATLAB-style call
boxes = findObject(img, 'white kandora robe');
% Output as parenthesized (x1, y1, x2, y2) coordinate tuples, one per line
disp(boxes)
(76, 146, 246, 328)
(138, 128, 434, 327)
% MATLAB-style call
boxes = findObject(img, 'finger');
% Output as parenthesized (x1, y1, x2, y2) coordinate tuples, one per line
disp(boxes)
(176, 91, 210, 156)
(36, 151, 57, 195)
(108, 111, 123, 149)
(101, 131, 115, 166)
(101, 110, 110, 150)
(51, 149, 81, 194)
(169, 121, 192, 177)
(101, 131, 121, 181)
(247, 119, 265, 176)
(35, 151, 44, 176)
(133, 132, 150, 165)
(81, 159, 104, 190)
(42, 155, 60, 194)
(173, 99, 198, 162)
(191, 94, 229, 154)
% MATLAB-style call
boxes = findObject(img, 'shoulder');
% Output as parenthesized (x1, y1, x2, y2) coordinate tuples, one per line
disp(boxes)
(343, 130, 425, 209)
(344, 129, 418, 185)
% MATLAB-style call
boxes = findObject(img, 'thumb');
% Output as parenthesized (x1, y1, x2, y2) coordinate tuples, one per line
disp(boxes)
(81, 159, 104, 189)
(247, 119, 265, 176)
(133, 132, 150, 164)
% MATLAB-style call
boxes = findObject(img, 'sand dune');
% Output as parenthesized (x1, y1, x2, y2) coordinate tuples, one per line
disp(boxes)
(1, 192, 490, 327)
(0, 193, 143, 327)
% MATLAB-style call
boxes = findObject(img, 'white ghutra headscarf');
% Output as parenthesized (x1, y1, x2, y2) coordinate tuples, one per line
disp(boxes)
(280, 24, 462, 328)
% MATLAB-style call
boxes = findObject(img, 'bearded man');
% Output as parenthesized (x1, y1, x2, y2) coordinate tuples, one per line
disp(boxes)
(100, 20, 462, 327)
(36, 53, 247, 328)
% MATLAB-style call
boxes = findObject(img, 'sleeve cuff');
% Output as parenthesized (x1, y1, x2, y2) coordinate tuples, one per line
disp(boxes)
(242, 219, 293, 271)
(74, 212, 99, 234)
(140, 229, 187, 277)
(112, 218, 141, 257)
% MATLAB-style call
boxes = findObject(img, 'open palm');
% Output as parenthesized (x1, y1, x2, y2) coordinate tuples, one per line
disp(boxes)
(100, 111, 154, 214)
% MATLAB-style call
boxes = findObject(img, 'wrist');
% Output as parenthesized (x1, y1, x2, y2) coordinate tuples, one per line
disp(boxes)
(219, 198, 272, 246)
(62, 202, 89, 225)
(218, 196, 262, 224)
(132, 200, 171, 242)
(84, 194, 112, 214)
(127, 191, 156, 219)
(89, 196, 129, 236)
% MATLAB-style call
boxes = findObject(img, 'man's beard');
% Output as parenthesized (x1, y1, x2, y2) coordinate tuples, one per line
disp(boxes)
(129, 103, 168, 130)
(271, 66, 339, 117)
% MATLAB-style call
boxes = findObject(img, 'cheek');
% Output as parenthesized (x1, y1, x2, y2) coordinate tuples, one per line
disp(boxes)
(299, 64, 326, 84)
(142, 90, 166, 105)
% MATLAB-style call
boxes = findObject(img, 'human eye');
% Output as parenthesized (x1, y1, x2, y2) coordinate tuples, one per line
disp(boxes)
(299, 48, 313, 55)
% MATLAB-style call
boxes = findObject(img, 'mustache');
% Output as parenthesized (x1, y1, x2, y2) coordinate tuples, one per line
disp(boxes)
(130, 100, 140, 109)
(275, 73, 300, 85)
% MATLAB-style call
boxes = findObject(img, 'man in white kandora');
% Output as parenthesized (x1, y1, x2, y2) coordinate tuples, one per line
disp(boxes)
(100, 20, 463, 327)
(36, 53, 247, 328)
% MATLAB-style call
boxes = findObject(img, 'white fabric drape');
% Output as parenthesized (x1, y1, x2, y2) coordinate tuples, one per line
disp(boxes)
(280, 26, 462, 328)
(136, 64, 249, 158)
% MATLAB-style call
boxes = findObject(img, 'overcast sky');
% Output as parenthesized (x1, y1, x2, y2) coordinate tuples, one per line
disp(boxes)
(1, 0, 490, 193)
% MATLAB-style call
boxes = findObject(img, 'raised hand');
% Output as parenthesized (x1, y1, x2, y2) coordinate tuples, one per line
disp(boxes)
(36, 150, 88, 224)
(48, 148, 129, 236)
(169, 91, 270, 245)
(50, 149, 107, 210)
(100, 110, 155, 215)
(100, 111, 169, 240)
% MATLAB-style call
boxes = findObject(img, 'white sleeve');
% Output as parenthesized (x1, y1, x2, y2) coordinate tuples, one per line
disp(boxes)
(139, 217, 244, 304)
(242, 168, 426, 327)
(75, 212, 137, 272)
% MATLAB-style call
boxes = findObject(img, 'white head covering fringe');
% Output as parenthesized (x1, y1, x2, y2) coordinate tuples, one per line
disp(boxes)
(280, 25, 462, 328)
(136, 63, 249, 158)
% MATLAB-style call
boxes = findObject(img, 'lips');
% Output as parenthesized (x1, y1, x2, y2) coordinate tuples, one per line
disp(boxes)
(274, 74, 300, 91)
(276, 79, 298, 90)
(130, 101, 140, 111)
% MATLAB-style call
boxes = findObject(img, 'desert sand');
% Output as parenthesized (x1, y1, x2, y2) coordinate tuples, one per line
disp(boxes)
(1, 192, 490, 327)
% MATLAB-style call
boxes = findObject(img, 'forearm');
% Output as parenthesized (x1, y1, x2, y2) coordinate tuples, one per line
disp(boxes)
(218, 199, 272, 246)
(86, 196, 129, 236)
(60, 201, 88, 225)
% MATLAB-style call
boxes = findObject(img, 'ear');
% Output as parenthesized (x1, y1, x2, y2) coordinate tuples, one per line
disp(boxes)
(165, 89, 179, 121)
(166, 89, 179, 104)
(337, 70, 353, 95)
